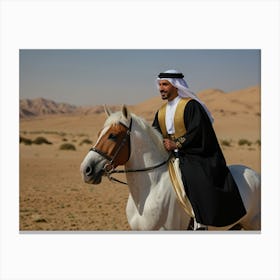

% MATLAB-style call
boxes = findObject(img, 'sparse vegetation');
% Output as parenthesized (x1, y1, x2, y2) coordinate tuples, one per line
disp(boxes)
(20, 135, 52, 145)
(79, 139, 93, 146)
(20, 136, 32, 145)
(59, 143, 76, 151)
(32, 136, 52, 145)
(255, 139, 261, 146)
(220, 139, 231, 147)
(34, 217, 48, 223)
(238, 139, 252, 146)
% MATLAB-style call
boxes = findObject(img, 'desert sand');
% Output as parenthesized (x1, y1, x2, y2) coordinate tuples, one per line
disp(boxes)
(20, 86, 261, 231)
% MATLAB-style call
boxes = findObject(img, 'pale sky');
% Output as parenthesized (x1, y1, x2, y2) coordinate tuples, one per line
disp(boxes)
(20, 49, 260, 106)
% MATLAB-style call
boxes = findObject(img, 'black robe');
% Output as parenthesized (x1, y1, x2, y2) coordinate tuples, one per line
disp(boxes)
(152, 99, 246, 227)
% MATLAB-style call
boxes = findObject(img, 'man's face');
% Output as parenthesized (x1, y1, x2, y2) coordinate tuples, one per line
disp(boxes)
(158, 80, 178, 101)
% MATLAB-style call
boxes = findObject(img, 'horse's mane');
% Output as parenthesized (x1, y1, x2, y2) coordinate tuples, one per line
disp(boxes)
(104, 111, 167, 156)
(131, 113, 167, 156)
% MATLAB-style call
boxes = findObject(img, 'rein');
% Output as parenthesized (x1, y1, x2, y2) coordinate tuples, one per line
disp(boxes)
(106, 154, 172, 185)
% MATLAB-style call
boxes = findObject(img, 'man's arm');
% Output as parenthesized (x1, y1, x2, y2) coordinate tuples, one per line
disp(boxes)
(174, 100, 217, 155)
(152, 111, 178, 152)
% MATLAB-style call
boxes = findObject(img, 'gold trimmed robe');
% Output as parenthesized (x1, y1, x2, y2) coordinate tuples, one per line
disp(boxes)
(152, 99, 246, 226)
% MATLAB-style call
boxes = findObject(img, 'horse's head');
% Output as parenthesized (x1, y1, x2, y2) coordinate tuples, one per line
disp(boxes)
(80, 105, 132, 184)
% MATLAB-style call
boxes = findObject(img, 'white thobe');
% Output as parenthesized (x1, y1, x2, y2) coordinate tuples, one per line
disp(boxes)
(165, 96, 181, 135)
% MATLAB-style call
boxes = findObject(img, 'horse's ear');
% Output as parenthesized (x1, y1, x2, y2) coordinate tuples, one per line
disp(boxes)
(103, 104, 112, 117)
(122, 105, 130, 120)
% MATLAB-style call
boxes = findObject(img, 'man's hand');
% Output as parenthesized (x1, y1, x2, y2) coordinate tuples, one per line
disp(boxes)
(163, 138, 177, 151)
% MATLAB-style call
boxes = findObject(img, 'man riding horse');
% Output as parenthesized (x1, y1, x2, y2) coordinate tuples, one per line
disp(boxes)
(152, 69, 246, 230)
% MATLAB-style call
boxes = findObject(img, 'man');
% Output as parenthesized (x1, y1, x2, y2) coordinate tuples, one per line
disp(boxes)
(152, 69, 246, 230)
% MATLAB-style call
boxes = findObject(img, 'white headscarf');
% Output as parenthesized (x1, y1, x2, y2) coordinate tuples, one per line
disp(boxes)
(156, 69, 214, 123)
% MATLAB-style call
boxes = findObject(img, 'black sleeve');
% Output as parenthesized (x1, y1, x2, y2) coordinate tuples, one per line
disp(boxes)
(175, 100, 220, 156)
(152, 111, 162, 134)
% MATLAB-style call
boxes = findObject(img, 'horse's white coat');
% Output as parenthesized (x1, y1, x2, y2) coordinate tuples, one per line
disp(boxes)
(80, 106, 261, 231)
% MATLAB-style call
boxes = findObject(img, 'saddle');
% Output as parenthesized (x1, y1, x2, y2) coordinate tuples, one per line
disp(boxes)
(168, 157, 195, 218)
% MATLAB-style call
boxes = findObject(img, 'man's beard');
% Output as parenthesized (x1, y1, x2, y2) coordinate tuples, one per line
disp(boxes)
(160, 91, 170, 100)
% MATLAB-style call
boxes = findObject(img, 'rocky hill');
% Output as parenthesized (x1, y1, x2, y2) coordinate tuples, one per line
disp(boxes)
(19, 97, 121, 119)
(20, 98, 78, 118)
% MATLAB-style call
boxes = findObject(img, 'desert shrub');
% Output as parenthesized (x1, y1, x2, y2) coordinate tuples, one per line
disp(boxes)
(79, 138, 93, 146)
(59, 143, 76, 151)
(220, 139, 231, 147)
(238, 139, 252, 146)
(255, 139, 261, 146)
(20, 136, 32, 145)
(32, 136, 52, 145)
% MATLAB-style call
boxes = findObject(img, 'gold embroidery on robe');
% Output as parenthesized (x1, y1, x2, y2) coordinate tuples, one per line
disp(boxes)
(158, 98, 192, 139)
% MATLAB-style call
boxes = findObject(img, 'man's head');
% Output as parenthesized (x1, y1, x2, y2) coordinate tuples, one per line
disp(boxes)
(156, 69, 214, 123)
(157, 70, 184, 101)
(158, 80, 178, 101)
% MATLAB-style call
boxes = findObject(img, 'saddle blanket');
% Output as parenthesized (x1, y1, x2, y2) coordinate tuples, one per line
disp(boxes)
(168, 157, 195, 218)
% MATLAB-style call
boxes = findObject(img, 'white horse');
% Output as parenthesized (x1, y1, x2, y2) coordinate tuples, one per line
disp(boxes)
(80, 105, 261, 231)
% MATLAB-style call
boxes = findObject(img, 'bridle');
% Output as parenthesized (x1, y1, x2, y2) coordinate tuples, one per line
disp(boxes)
(90, 119, 132, 173)
(89, 118, 171, 185)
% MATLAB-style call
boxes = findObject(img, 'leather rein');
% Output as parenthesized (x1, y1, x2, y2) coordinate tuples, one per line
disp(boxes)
(90, 118, 171, 185)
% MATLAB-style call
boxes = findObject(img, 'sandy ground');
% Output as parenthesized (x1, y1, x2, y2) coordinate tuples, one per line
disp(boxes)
(20, 87, 261, 231)
(20, 136, 130, 231)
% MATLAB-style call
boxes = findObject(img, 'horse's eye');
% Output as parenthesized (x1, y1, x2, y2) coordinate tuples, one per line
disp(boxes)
(108, 133, 118, 141)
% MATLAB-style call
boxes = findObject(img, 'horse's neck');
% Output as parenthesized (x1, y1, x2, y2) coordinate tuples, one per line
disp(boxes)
(124, 118, 168, 209)
(126, 117, 168, 170)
